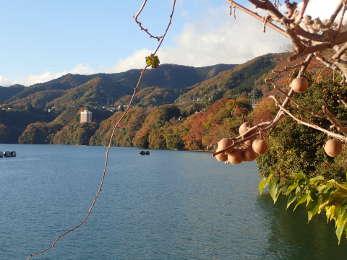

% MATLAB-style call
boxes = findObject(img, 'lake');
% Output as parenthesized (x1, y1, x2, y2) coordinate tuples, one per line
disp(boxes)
(0, 144, 346, 260)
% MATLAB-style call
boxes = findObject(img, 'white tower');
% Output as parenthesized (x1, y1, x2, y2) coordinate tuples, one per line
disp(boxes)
(80, 109, 92, 123)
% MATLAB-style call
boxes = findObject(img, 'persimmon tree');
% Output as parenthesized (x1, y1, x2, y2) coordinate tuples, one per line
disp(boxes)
(213, 0, 347, 243)
(214, 0, 347, 160)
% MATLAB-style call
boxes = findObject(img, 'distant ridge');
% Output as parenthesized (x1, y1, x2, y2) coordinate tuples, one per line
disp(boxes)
(0, 63, 236, 110)
(0, 53, 284, 145)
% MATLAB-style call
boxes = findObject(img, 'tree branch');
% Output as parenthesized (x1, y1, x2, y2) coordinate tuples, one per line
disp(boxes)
(272, 84, 325, 119)
(214, 53, 313, 157)
(298, 0, 309, 20)
(133, 0, 163, 41)
(271, 96, 347, 142)
(328, 0, 345, 27)
(322, 105, 347, 134)
(225, 0, 288, 37)
(248, 0, 287, 23)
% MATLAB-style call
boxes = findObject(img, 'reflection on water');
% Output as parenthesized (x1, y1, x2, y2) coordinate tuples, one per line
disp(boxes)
(257, 196, 347, 260)
(0, 144, 346, 259)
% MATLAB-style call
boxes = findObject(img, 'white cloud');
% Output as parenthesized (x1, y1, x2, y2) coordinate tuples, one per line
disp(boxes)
(111, 6, 290, 72)
(70, 64, 95, 75)
(23, 64, 95, 86)
(301, 0, 342, 20)
(109, 49, 149, 73)
(111, 1, 347, 73)
(0, 75, 13, 86)
(8, 1, 345, 86)
(25, 72, 65, 86)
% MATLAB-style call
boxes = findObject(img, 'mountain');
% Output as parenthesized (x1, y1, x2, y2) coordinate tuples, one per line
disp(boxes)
(0, 53, 286, 145)
(175, 53, 279, 104)
(0, 85, 25, 103)
(0, 108, 55, 143)
(2, 64, 236, 110)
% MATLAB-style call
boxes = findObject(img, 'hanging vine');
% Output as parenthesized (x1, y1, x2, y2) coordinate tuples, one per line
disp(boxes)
(25, 0, 177, 259)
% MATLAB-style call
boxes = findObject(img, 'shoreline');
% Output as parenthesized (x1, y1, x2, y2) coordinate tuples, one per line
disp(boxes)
(0, 143, 214, 153)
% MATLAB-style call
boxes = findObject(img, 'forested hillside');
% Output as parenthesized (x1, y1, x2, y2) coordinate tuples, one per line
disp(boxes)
(1, 64, 235, 110)
(0, 53, 281, 146)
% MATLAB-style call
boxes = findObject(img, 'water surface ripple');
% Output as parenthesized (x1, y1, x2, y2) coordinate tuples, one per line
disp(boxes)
(0, 144, 346, 259)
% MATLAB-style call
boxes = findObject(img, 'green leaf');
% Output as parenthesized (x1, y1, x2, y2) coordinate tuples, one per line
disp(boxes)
(145, 55, 160, 68)
(286, 183, 298, 195)
(267, 173, 274, 183)
(335, 183, 347, 193)
(336, 224, 345, 245)
(294, 194, 308, 211)
(294, 173, 307, 184)
(269, 181, 280, 204)
(306, 192, 313, 206)
(317, 184, 328, 193)
(318, 200, 330, 215)
(287, 193, 296, 209)
(309, 176, 325, 185)
(326, 205, 336, 222)
(258, 177, 267, 195)
(307, 201, 319, 223)
(335, 210, 347, 245)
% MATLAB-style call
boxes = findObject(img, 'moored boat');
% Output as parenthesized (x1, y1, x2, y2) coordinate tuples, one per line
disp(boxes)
(1, 151, 16, 158)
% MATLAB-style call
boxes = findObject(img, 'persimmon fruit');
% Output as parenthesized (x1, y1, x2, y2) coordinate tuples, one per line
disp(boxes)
(324, 139, 343, 157)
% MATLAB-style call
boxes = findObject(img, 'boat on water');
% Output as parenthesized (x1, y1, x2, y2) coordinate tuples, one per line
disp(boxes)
(0, 151, 16, 158)
(139, 151, 150, 155)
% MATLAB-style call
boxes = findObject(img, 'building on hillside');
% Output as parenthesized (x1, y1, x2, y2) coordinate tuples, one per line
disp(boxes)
(80, 109, 92, 123)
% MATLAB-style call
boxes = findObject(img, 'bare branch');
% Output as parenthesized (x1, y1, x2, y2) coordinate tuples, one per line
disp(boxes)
(290, 42, 334, 61)
(322, 105, 347, 134)
(226, 0, 288, 37)
(298, 0, 310, 21)
(284, 0, 297, 19)
(273, 58, 309, 74)
(328, 0, 345, 26)
(272, 84, 325, 119)
(133, 0, 163, 41)
(332, 43, 347, 61)
(228, 0, 347, 83)
(152, 0, 176, 54)
(336, 2, 347, 34)
(292, 25, 333, 43)
(314, 52, 340, 72)
(271, 96, 347, 142)
(248, 0, 287, 22)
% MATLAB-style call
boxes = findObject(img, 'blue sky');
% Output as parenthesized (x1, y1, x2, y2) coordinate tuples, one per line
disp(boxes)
(0, 0, 231, 85)
(0, 0, 333, 86)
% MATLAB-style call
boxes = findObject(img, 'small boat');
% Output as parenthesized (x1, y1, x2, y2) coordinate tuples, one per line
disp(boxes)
(2, 151, 16, 158)
(4, 151, 12, 157)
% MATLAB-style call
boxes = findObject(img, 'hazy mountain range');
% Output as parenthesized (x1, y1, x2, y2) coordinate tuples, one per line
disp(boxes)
(0, 53, 280, 147)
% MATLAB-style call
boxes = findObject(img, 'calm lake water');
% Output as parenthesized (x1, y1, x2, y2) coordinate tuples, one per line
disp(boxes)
(0, 144, 346, 260)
